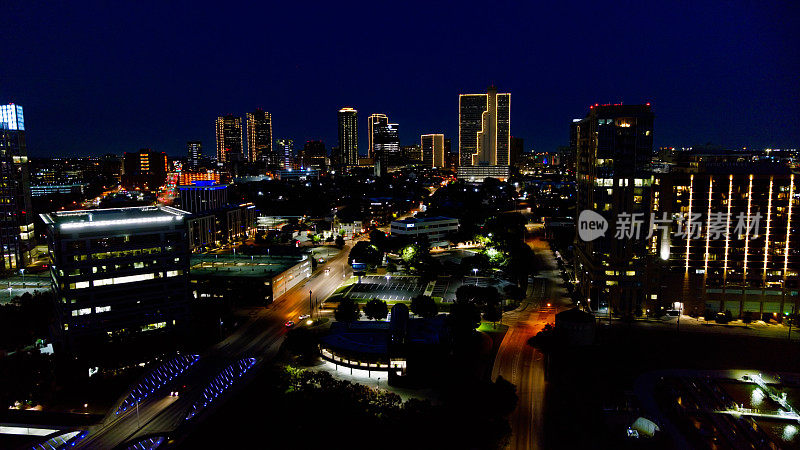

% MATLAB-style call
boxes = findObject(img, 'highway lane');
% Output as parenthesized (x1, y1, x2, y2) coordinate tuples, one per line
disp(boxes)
(492, 236, 569, 450)
(73, 243, 355, 448)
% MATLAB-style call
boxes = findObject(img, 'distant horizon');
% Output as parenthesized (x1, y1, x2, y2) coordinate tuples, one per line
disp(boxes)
(3, 2, 798, 158)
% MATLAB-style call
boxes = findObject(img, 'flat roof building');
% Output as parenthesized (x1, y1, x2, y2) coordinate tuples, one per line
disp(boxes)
(40, 206, 191, 365)
(390, 216, 459, 247)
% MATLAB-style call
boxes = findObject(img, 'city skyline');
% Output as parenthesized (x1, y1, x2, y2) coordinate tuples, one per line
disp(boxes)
(2, 2, 797, 158)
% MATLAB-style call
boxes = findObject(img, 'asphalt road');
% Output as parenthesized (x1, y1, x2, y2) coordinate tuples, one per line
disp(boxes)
(492, 236, 569, 450)
(72, 242, 355, 449)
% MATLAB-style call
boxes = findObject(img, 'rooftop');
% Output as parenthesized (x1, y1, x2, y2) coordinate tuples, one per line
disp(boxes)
(40, 206, 189, 229)
(392, 216, 457, 225)
(189, 254, 306, 278)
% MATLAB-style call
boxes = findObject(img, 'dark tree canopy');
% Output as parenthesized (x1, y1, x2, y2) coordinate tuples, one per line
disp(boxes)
(409, 295, 438, 318)
(363, 298, 389, 321)
(334, 298, 361, 323)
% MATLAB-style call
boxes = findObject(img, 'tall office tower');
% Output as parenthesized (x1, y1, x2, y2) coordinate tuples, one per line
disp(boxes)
(510, 137, 524, 167)
(246, 109, 273, 163)
(215, 115, 243, 165)
(121, 148, 168, 191)
(275, 139, 294, 170)
(458, 86, 511, 180)
(40, 206, 190, 363)
(0, 104, 34, 270)
(367, 114, 388, 159)
(337, 107, 358, 167)
(372, 119, 399, 176)
(302, 140, 327, 169)
(421, 134, 445, 168)
(573, 104, 654, 317)
(187, 141, 202, 170)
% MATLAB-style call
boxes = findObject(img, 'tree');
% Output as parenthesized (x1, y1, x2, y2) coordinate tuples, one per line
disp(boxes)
(334, 298, 361, 323)
(348, 241, 382, 267)
(363, 298, 388, 321)
(483, 302, 502, 327)
(410, 295, 438, 318)
(335, 235, 345, 248)
(447, 301, 481, 337)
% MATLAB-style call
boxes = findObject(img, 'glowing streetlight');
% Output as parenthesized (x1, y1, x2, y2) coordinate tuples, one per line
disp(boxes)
(472, 268, 479, 285)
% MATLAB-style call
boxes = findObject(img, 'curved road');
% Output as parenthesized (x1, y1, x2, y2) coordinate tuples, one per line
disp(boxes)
(491, 236, 569, 450)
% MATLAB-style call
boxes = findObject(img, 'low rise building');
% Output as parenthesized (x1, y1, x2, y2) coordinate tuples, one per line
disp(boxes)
(389, 216, 459, 247)
(189, 254, 311, 304)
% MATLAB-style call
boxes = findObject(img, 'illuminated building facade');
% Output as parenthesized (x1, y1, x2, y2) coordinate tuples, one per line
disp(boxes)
(246, 109, 273, 164)
(573, 104, 655, 316)
(275, 139, 294, 170)
(367, 114, 388, 160)
(458, 86, 510, 180)
(421, 134, 445, 168)
(215, 114, 243, 165)
(40, 206, 190, 361)
(0, 103, 34, 270)
(301, 140, 326, 169)
(402, 144, 422, 163)
(187, 141, 202, 170)
(653, 158, 798, 318)
(121, 148, 168, 191)
(337, 107, 358, 167)
(371, 119, 399, 176)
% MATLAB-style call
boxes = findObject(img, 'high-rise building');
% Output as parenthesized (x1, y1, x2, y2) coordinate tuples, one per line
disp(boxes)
(367, 114, 389, 160)
(187, 141, 202, 170)
(302, 140, 327, 169)
(458, 86, 511, 181)
(421, 134, 445, 168)
(510, 137, 524, 167)
(215, 115, 243, 165)
(573, 104, 654, 316)
(40, 206, 191, 362)
(337, 107, 358, 167)
(0, 104, 34, 270)
(246, 109, 273, 164)
(122, 149, 168, 191)
(371, 117, 399, 176)
(275, 139, 294, 170)
(402, 145, 422, 163)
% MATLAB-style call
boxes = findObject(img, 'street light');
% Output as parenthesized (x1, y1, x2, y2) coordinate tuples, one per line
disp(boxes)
(472, 268, 478, 285)
(19, 269, 25, 289)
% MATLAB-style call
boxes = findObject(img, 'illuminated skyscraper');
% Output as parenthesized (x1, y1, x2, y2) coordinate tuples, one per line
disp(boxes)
(215, 115, 243, 165)
(421, 134, 445, 168)
(276, 139, 294, 170)
(458, 86, 511, 180)
(367, 114, 388, 160)
(337, 107, 358, 167)
(369, 114, 399, 176)
(246, 109, 273, 164)
(302, 140, 326, 169)
(187, 141, 202, 170)
(0, 103, 34, 270)
(573, 104, 654, 317)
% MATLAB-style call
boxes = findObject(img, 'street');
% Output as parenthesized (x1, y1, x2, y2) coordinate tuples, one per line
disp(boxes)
(492, 236, 569, 450)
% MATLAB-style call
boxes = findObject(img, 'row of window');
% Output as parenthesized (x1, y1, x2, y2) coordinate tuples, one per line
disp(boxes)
(67, 270, 183, 289)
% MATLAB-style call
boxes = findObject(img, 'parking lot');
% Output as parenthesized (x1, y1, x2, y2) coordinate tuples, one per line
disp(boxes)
(345, 276, 426, 301)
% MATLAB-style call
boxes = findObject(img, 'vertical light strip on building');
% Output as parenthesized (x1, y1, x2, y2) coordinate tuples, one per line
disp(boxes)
(785, 174, 795, 279)
(704, 176, 713, 273)
(743, 174, 753, 283)
(763, 176, 773, 281)
(723, 175, 733, 284)
(685, 174, 694, 273)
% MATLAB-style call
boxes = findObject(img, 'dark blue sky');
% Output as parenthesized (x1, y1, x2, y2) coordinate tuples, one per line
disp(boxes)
(2, 1, 798, 157)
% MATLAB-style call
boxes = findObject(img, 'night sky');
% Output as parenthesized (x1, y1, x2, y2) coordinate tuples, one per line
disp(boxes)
(2, 1, 798, 158)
